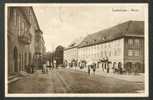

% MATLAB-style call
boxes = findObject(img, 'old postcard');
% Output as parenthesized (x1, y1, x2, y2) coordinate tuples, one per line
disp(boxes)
(5, 3, 148, 97)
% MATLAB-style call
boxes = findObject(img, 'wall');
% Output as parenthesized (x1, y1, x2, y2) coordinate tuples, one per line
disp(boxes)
(64, 47, 78, 63)
(124, 37, 144, 73)
(78, 38, 124, 65)
(7, 7, 37, 74)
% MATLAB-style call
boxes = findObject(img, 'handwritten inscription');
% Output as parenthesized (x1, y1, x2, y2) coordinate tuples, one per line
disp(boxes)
(112, 8, 139, 12)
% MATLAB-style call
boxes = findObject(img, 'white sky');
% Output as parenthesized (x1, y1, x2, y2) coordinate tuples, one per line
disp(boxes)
(33, 4, 147, 52)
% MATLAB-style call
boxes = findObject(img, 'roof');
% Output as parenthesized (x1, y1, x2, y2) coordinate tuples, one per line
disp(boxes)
(65, 37, 84, 50)
(78, 20, 144, 48)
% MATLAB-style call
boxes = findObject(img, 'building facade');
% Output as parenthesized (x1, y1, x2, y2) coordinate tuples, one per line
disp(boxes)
(64, 47, 78, 64)
(34, 29, 46, 67)
(64, 20, 144, 73)
(64, 37, 84, 67)
(7, 7, 45, 74)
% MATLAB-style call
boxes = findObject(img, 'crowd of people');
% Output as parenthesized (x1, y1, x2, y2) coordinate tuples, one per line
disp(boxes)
(64, 59, 125, 76)
(41, 60, 58, 74)
(29, 58, 58, 74)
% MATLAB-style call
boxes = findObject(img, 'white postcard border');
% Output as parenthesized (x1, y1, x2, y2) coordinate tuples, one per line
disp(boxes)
(5, 3, 149, 97)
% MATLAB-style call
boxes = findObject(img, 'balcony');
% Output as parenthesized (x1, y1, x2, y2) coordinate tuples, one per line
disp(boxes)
(18, 32, 32, 45)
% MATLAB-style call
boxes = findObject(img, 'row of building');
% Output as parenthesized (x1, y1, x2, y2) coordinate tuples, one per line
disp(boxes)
(7, 7, 46, 74)
(64, 20, 144, 73)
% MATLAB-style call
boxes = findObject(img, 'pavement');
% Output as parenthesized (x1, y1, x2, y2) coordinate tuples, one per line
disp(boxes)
(8, 68, 144, 93)
(70, 67, 144, 83)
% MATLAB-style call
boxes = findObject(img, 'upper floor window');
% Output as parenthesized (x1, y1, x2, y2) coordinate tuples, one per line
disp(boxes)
(117, 48, 120, 56)
(134, 39, 140, 48)
(22, 21, 25, 34)
(14, 10, 17, 26)
(128, 39, 133, 48)
(105, 51, 107, 57)
(9, 8, 14, 17)
(18, 16, 21, 36)
(101, 51, 103, 57)
(114, 49, 118, 56)
(109, 51, 111, 57)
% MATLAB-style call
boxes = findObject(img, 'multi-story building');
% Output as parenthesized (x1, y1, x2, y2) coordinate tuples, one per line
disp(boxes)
(78, 20, 144, 73)
(64, 20, 144, 73)
(7, 7, 45, 74)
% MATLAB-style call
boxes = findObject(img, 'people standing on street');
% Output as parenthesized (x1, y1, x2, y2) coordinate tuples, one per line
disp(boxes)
(46, 60, 50, 72)
(118, 62, 122, 74)
(50, 62, 53, 70)
(53, 60, 56, 69)
(107, 62, 110, 73)
(42, 61, 47, 74)
(31, 63, 35, 74)
(31, 58, 35, 74)
(88, 65, 91, 76)
(93, 63, 96, 75)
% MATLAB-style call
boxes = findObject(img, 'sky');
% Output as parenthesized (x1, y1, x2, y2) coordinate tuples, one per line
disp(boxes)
(33, 4, 147, 52)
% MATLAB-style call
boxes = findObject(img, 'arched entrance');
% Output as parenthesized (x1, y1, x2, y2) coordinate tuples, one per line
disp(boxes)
(13, 47, 18, 72)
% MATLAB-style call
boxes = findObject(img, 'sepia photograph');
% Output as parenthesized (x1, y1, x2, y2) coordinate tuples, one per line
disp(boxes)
(5, 3, 148, 97)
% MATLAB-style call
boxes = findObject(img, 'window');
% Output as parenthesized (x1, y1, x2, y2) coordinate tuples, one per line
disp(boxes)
(18, 16, 21, 36)
(105, 51, 107, 57)
(22, 21, 25, 34)
(117, 48, 121, 56)
(101, 45, 103, 49)
(135, 39, 140, 48)
(114, 49, 117, 56)
(29, 10, 32, 24)
(101, 51, 103, 57)
(109, 51, 111, 57)
(128, 39, 133, 48)
(9, 8, 13, 16)
(128, 50, 133, 56)
(14, 10, 17, 26)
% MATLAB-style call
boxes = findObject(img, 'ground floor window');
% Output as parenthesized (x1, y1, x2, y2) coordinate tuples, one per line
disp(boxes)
(124, 62, 144, 73)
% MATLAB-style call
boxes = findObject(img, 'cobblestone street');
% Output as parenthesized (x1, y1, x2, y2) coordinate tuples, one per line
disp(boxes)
(8, 68, 144, 93)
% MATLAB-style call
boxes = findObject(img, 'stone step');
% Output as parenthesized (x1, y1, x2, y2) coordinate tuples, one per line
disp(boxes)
(8, 74, 19, 80)
(8, 77, 21, 84)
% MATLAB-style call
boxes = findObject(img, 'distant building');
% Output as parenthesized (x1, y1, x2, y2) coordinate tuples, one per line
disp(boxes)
(7, 7, 45, 74)
(64, 20, 144, 73)
(54, 45, 64, 66)
(34, 29, 46, 67)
